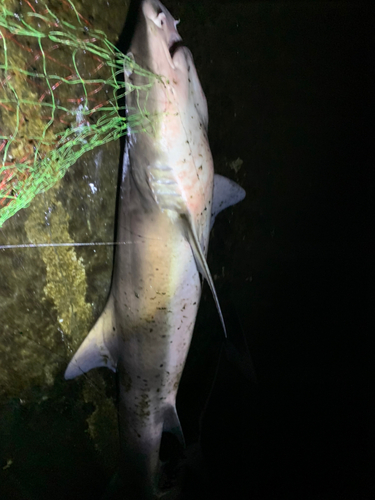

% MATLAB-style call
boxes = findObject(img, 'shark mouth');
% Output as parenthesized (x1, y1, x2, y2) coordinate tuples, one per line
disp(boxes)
(169, 40, 185, 59)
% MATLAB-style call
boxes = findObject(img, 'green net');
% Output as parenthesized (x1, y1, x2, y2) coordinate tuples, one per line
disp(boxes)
(0, 0, 154, 227)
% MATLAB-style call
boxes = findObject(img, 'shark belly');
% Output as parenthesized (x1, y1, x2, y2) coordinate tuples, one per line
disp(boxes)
(113, 195, 202, 495)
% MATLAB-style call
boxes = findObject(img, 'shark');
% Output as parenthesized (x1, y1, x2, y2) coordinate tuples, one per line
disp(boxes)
(65, 0, 245, 497)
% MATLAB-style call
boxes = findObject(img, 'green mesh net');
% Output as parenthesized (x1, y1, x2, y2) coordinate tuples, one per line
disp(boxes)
(0, 0, 153, 227)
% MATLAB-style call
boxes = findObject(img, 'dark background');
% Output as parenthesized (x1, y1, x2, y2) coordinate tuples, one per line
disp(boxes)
(175, 1, 372, 499)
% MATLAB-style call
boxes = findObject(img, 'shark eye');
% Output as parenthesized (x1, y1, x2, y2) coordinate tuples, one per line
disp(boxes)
(154, 11, 166, 28)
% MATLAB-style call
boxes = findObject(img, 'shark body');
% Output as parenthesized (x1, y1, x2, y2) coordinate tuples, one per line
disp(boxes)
(65, 0, 245, 497)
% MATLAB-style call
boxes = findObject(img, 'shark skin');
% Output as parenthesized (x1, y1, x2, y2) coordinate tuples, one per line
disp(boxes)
(65, 0, 245, 498)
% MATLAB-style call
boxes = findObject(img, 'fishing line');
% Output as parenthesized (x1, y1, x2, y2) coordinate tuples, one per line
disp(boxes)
(0, 241, 133, 249)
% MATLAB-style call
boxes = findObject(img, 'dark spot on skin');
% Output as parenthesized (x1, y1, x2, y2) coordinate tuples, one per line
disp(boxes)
(150, 329, 153, 332)
(157, 388, 160, 392)
(161, 335, 166, 338)
(193, 302, 196, 305)
(120, 369, 132, 392)
(113, 327, 115, 331)
(137, 434, 141, 438)
(160, 364, 163, 368)
(134, 292, 139, 298)
(138, 394, 151, 419)
(199, 165, 203, 170)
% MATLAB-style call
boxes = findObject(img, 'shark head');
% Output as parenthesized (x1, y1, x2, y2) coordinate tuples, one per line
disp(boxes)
(126, 0, 208, 131)
(130, 0, 183, 74)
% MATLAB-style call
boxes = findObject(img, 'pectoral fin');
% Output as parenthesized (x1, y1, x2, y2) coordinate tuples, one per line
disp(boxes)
(181, 213, 226, 337)
(64, 294, 118, 379)
(147, 164, 228, 336)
